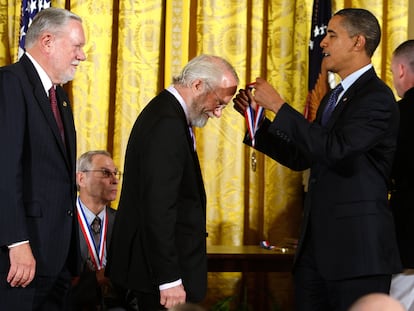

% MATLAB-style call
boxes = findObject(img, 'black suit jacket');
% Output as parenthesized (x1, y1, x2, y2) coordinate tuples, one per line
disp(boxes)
(248, 68, 402, 280)
(107, 90, 207, 302)
(390, 87, 414, 268)
(0, 54, 79, 278)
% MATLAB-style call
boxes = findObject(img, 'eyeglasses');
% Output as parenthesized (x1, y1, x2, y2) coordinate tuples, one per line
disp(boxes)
(82, 169, 122, 179)
(206, 82, 227, 111)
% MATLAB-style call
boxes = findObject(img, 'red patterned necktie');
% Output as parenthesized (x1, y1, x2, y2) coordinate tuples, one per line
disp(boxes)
(49, 86, 65, 144)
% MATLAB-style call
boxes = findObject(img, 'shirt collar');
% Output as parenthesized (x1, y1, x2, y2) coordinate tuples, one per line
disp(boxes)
(25, 52, 53, 95)
(166, 85, 190, 124)
(340, 63, 373, 92)
(77, 197, 106, 225)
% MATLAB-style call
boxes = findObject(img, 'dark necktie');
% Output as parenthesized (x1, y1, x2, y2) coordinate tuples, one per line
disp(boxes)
(189, 125, 196, 151)
(90, 216, 101, 250)
(49, 86, 65, 144)
(321, 83, 344, 126)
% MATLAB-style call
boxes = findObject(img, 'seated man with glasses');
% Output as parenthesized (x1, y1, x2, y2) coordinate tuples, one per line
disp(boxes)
(68, 150, 129, 310)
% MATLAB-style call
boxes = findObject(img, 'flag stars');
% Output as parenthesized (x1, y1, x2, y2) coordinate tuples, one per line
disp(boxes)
(19, 28, 26, 43)
(313, 24, 327, 38)
(29, 1, 37, 13)
(18, 0, 51, 59)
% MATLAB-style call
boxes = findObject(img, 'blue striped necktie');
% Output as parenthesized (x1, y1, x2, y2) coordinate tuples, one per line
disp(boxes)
(322, 83, 343, 126)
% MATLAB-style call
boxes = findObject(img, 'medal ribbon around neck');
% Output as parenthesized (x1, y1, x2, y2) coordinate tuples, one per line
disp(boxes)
(244, 83, 264, 147)
(76, 198, 108, 270)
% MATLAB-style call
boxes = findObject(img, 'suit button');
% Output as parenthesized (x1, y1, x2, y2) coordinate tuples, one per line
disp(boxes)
(67, 210, 73, 217)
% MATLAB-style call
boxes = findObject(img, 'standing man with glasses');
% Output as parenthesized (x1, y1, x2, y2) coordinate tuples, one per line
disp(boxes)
(107, 54, 239, 310)
(0, 7, 86, 310)
(69, 150, 127, 310)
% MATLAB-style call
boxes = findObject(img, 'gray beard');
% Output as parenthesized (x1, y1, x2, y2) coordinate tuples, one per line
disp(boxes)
(188, 97, 209, 128)
(191, 115, 208, 128)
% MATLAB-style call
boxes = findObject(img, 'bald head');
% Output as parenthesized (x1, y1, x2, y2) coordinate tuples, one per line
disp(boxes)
(349, 293, 405, 311)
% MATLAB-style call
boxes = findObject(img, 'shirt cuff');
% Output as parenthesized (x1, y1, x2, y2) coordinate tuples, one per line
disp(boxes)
(8, 240, 29, 249)
(159, 279, 182, 291)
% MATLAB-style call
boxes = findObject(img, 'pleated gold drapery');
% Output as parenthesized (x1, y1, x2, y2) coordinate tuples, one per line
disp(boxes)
(0, 0, 410, 309)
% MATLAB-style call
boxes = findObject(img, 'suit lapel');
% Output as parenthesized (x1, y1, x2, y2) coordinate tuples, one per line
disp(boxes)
(56, 86, 76, 170)
(166, 91, 208, 212)
(106, 207, 116, 246)
(318, 68, 376, 127)
(20, 54, 74, 172)
(192, 150, 207, 209)
(33, 84, 65, 147)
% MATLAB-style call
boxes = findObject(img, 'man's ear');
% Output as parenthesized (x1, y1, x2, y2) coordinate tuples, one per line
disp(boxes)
(354, 35, 365, 50)
(192, 79, 205, 94)
(398, 63, 405, 79)
(40, 33, 54, 52)
(76, 172, 85, 187)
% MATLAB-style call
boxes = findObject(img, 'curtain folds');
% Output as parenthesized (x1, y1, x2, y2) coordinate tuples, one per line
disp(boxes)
(0, 0, 409, 308)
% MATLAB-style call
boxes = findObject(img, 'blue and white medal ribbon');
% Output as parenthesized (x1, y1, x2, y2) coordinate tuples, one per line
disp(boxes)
(76, 198, 107, 270)
(244, 83, 264, 147)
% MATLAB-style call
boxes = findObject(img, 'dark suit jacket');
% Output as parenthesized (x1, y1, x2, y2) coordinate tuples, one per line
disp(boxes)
(0, 54, 79, 278)
(78, 207, 116, 273)
(248, 67, 402, 280)
(390, 87, 414, 268)
(70, 206, 122, 309)
(107, 90, 207, 302)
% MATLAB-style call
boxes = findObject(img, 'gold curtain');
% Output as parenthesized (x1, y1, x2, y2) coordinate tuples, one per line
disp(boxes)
(0, 0, 409, 309)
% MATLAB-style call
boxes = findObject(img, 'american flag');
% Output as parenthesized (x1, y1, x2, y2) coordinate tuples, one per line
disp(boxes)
(303, 0, 332, 121)
(18, 0, 51, 59)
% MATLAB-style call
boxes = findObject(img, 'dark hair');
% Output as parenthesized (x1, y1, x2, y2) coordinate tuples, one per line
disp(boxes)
(334, 8, 381, 57)
(393, 40, 414, 73)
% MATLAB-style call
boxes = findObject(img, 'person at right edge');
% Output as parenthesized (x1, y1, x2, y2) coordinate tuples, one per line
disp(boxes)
(106, 54, 239, 310)
(233, 8, 401, 311)
(389, 39, 414, 311)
